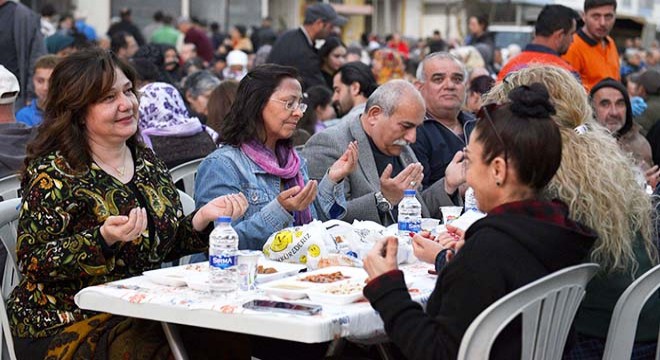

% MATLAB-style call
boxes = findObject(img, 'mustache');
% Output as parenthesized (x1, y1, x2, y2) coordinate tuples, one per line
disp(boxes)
(393, 139, 410, 146)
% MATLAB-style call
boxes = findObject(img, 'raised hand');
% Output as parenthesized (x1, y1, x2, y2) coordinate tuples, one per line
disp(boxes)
(363, 236, 399, 281)
(444, 150, 465, 194)
(277, 180, 318, 212)
(193, 193, 249, 232)
(379, 162, 424, 205)
(100, 207, 148, 246)
(328, 141, 359, 183)
(412, 234, 445, 264)
(644, 165, 660, 190)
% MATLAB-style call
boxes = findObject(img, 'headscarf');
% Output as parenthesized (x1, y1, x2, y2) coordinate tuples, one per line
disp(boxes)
(138, 82, 218, 147)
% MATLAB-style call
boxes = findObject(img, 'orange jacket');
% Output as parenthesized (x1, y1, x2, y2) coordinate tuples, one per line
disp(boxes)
(498, 44, 578, 82)
(562, 28, 620, 92)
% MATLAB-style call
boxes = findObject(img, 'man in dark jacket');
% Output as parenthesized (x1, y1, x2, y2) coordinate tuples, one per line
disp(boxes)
(107, 8, 145, 46)
(0, 0, 46, 110)
(267, 3, 347, 90)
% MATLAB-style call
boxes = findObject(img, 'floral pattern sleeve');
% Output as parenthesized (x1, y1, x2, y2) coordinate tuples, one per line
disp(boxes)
(18, 170, 116, 282)
(8, 147, 209, 339)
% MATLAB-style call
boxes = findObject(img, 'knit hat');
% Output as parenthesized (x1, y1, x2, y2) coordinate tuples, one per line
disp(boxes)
(226, 50, 248, 67)
(590, 78, 632, 137)
(46, 33, 75, 54)
(0, 66, 19, 105)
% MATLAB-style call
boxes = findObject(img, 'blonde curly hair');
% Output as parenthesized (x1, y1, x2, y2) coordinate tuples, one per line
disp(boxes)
(484, 65, 657, 273)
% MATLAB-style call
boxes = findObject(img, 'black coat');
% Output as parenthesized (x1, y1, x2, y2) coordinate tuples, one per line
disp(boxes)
(267, 28, 325, 90)
(364, 202, 596, 360)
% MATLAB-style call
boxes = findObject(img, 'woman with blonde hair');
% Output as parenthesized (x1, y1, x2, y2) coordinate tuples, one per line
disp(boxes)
(484, 65, 659, 359)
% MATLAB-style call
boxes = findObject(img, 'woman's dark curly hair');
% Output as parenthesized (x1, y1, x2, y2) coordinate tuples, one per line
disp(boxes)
(23, 48, 141, 177)
(476, 83, 561, 191)
(219, 64, 301, 147)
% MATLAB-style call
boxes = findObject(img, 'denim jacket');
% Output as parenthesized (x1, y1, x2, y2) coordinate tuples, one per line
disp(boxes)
(195, 145, 346, 250)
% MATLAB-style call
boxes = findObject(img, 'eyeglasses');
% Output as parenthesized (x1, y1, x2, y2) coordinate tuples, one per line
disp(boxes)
(476, 103, 508, 163)
(270, 98, 308, 113)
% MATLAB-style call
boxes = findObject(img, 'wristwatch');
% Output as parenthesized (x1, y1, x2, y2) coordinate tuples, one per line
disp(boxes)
(375, 191, 393, 213)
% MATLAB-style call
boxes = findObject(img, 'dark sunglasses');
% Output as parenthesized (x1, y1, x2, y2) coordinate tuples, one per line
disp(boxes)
(476, 103, 508, 163)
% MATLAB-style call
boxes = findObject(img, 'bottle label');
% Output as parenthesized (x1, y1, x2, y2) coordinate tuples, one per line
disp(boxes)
(209, 254, 238, 270)
(398, 219, 421, 233)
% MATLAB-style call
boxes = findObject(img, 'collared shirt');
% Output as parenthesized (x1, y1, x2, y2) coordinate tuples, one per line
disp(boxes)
(299, 26, 313, 47)
(562, 28, 620, 91)
(411, 111, 475, 188)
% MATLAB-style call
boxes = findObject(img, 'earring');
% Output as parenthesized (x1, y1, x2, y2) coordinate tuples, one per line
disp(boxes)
(496, 181, 501, 186)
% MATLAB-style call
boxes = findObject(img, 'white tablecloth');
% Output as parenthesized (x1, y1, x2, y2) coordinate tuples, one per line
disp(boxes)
(74, 262, 437, 343)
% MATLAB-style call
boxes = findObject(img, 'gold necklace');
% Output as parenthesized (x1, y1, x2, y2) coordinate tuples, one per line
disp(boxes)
(93, 146, 128, 177)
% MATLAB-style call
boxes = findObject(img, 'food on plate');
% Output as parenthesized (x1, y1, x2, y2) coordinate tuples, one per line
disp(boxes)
(299, 271, 350, 283)
(183, 263, 207, 272)
(270, 283, 309, 290)
(322, 281, 364, 295)
(316, 254, 361, 268)
(257, 265, 278, 274)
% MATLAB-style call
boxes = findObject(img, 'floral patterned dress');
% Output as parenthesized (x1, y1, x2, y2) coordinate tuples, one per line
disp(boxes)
(8, 146, 210, 339)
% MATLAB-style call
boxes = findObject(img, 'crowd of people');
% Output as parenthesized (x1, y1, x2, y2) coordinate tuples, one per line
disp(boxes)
(0, 0, 659, 358)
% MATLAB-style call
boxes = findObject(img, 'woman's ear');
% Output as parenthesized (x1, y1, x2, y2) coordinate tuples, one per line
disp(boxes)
(490, 156, 508, 186)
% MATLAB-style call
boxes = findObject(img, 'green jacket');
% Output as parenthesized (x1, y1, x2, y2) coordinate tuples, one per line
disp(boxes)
(636, 95, 660, 136)
(575, 234, 660, 341)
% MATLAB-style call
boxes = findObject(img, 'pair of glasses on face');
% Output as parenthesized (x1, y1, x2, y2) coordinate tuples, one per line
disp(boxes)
(476, 103, 508, 163)
(270, 98, 308, 113)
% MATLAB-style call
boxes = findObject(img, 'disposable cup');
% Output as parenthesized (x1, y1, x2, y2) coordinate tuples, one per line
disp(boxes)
(440, 206, 463, 225)
(237, 250, 261, 292)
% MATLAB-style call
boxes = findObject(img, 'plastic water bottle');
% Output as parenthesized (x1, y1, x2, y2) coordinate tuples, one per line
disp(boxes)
(464, 187, 479, 213)
(398, 189, 422, 237)
(208, 216, 239, 297)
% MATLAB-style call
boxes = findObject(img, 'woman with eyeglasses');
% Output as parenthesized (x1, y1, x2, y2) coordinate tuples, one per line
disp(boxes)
(195, 64, 358, 250)
(361, 83, 597, 360)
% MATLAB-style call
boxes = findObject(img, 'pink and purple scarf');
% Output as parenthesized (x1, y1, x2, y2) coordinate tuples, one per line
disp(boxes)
(241, 140, 312, 225)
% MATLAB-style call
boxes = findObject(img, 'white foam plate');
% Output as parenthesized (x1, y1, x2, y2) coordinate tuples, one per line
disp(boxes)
(143, 267, 191, 287)
(306, 281, 366, 305)
(256, 260, 306, 284)
(260, 266, 368, 300)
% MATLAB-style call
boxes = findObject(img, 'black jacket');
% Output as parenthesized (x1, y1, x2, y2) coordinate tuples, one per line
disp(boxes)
(267, 28, 325, 90)
(364, 202, 596, 360)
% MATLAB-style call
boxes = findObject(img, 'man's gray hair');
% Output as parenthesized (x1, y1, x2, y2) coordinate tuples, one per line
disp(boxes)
(416, 52, 468, 83)
(365, 79, 425, 117)
(183, 70, 221, 98)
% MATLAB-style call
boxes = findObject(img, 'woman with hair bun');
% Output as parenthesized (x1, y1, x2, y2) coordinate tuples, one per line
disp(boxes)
(486, 65, 660, 360)
(361, 83, 597, 360)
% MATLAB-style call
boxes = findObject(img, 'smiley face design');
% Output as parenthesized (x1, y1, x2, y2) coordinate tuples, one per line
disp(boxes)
(300, 255, 307, 264)
(308, 244, 321, 258)
(270, 230, 293, 252)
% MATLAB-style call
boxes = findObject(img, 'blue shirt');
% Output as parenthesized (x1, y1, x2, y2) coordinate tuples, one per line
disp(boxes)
(195, 145, 346, 250)
(16, 99, 43, 127)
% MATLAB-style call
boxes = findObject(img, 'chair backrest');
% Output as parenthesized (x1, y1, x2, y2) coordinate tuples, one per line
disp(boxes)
(0, 176, 20, 201)
(169, 158, 204, 198)
(457, 263, 600, 360)
(602, 264, 660, 360)
(177, 190, 195, 216)
(0, 197, 22, 360)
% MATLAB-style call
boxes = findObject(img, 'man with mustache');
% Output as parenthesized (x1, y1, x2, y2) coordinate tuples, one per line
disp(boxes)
(562, 0, 620, 91)
(302, 80, 458, 225)
(411, 52, 474, 214)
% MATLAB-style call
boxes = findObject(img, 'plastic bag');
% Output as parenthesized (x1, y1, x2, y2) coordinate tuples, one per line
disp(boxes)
(262, 220, 338, 267)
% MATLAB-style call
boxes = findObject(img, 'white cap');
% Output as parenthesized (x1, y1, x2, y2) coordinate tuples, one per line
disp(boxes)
(226, 50, 248, 67)
(0, 65, 19, 105)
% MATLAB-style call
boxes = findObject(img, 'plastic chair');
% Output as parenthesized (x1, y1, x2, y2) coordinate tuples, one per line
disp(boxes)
(177, 190, 195, 217)
(457, 263, 600, 360)
(0, 198, 22, 360)
(602, 264, 660, 360)
(0, 175, 20, 201)
(169, 158, 203, 198)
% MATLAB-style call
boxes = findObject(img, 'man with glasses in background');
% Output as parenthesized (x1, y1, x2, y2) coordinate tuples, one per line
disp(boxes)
(411, 53, 474, 216)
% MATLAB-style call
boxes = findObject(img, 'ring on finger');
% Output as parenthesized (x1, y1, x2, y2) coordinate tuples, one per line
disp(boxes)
(410, 181, 417, 187)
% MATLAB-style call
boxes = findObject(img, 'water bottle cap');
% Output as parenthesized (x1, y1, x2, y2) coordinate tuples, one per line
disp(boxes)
(404, 189, 416, 196)
(216, 216, 232, 223)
